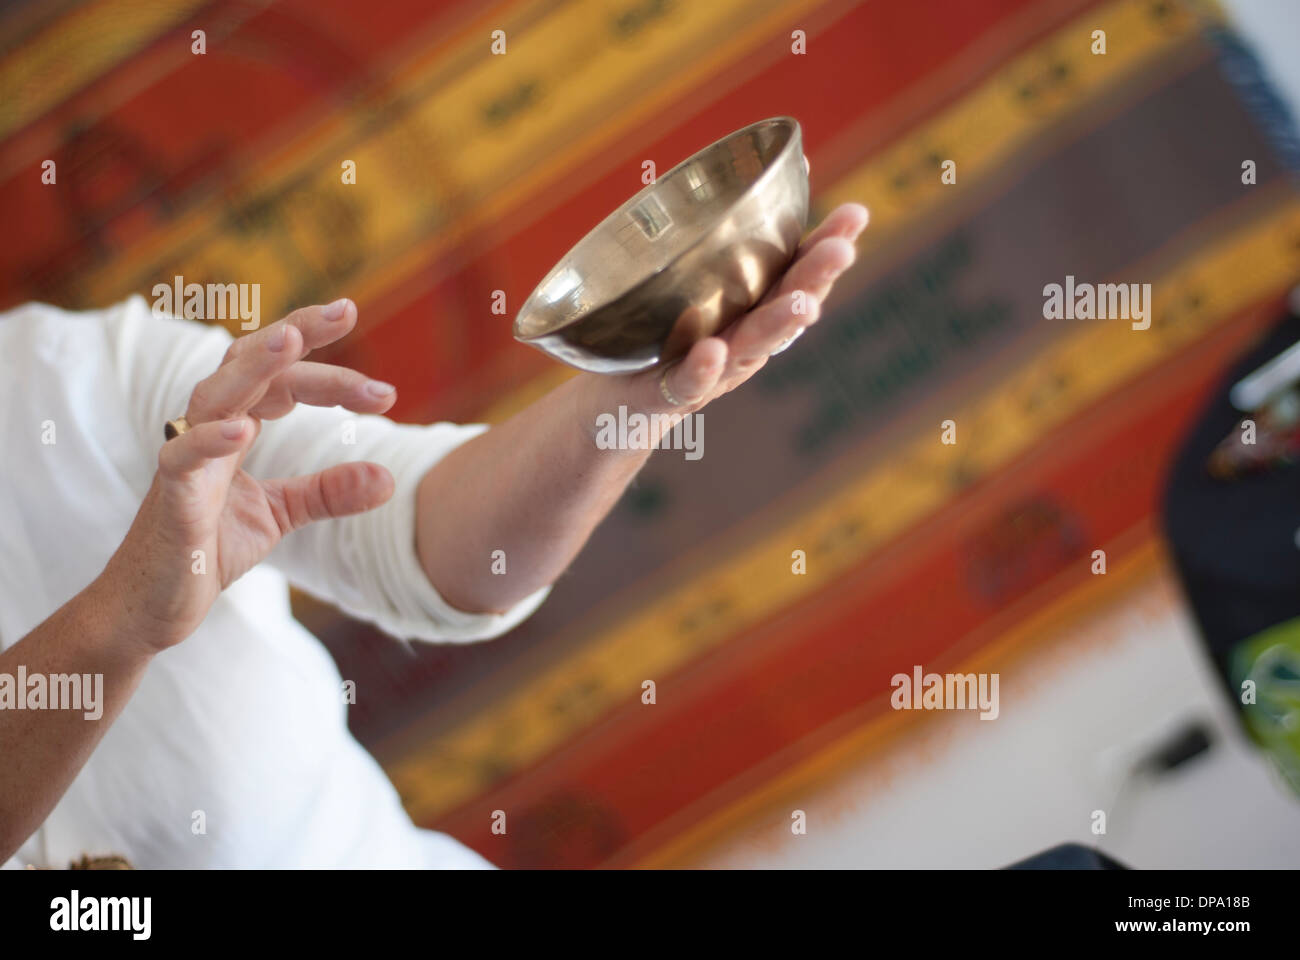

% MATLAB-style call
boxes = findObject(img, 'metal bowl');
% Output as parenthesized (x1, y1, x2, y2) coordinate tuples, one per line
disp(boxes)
(513, 116, 810, 373)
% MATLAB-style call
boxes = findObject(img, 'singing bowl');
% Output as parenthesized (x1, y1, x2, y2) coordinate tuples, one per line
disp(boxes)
(513, 116, 810, 373)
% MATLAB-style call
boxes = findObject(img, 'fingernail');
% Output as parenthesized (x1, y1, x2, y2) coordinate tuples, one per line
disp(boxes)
(322, 298, 350, 321)
(267, 326, 286, 352)
(221, 419, 245, 439)
(769, 326, 806, 356)
(365, 380, 396, 398)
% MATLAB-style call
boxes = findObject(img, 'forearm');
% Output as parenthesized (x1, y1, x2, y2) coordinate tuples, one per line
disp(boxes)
(416, 373, 650, 613)
(0, 569, 157, 863)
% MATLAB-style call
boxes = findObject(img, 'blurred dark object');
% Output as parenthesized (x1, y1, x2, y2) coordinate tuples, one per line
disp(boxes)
(1006, 844, 1129, 870)
(1207, 387, 1300, 479)
(1164, 299, 1300, 794)
(1137, 721, 1214, 774)
(1164, 302, 1300, 692)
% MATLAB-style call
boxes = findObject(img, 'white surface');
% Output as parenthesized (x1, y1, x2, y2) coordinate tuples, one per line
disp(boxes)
(701, 576, 1300, 869)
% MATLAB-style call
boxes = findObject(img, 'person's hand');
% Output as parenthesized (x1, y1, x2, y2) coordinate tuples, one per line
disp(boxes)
(574, 202, 868, 437)
(104, 299, 398, 652)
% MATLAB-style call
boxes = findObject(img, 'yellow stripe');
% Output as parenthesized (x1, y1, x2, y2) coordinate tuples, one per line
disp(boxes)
(634, 532, 1167, 867)
(389, 193, 1300, 823)
(0, 0, 209, 140)
(474, 0, 1217, 426)
(78, 0, 819, 330)
(820, 0, 1219, 230)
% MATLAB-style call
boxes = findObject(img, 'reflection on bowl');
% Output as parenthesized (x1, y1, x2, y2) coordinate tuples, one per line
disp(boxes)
(513, 116, 810, 374)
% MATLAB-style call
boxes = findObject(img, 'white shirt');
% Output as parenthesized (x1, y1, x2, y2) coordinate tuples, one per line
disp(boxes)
(0, 295, 549, 869)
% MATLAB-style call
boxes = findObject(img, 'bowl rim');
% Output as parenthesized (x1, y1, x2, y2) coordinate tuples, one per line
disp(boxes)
(513, 115, 805, 343)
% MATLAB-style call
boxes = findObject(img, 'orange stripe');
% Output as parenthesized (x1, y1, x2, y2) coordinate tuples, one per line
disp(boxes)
(0, 0, 209, 141)
(387, 190, 1300, 825)
(636, 533, 1168, 867)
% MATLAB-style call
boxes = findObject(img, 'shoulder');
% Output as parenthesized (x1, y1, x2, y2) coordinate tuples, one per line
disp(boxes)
(0, 298, 100, 354)
(0, 294, 234, 373)
(0, 294, 231, 344)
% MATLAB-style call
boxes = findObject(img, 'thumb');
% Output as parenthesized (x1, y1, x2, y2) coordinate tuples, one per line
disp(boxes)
(263, 461, 395, 535)
(641, 337, 727, 414)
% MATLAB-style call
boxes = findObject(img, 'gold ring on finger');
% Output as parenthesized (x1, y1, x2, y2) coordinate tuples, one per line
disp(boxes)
(163, 416, 191, 440)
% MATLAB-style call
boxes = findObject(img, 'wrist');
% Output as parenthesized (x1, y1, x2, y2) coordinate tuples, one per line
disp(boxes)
(93, 540, 192, 659)
(569, 373, 658, 461)
(76, 566, 165, 668)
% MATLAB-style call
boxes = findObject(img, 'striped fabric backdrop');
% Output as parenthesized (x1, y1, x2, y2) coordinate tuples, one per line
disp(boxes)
(2, 0, 1298, 867)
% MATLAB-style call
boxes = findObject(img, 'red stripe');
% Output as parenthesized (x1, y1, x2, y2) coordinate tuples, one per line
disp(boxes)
(330, 0, 1097, 420)
(429, 295, 1284, 869)
(0, 0, 491, 302)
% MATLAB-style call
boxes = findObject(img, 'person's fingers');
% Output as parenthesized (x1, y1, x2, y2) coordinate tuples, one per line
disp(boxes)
(612, 205, 866, 422)
(764, 235, 857, 306)
(262, 462, 395, 534)
(187, 322, 304, 422)
(223, 298, 357, 364)
(248, 362, 397, 420)
(794, 202, 868, 258)
(726, 290, 821, 366)
(756, 203, 865, 308)
(158, 418, 255, 477)
(646, 337, 727, 412)
(190, 299, 366, 423)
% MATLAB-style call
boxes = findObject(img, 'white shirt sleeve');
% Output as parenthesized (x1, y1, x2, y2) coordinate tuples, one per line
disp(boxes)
(101, 294, 548, 643)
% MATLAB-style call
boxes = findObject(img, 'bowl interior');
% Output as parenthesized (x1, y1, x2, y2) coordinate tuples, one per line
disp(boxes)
(515, 118, 798, 340)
